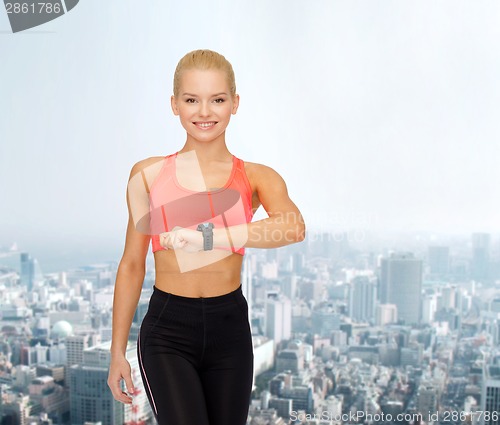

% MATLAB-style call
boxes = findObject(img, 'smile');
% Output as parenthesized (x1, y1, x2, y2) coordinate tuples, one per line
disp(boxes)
(193, 121, 217, 130)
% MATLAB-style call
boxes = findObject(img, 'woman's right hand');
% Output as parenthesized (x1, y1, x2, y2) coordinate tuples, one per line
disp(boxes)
(159, 226, 204, 253)
(107, 354, 135, 404)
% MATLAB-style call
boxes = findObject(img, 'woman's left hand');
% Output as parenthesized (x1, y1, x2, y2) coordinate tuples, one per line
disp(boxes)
(159, 227, 203, 253)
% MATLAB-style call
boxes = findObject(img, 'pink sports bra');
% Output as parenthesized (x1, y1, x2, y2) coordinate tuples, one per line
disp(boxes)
(148, 152, 254, 255)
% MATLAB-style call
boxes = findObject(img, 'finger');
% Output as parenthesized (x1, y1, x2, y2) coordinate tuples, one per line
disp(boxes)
(171, 233, 184, 250)
(161, 232, 173, 249)
(180, 238, 189, 249)
(118, 389, 133, 404)
(124, 375, 136, 396)
(108, 379, 133, 404)
(116, 383, 133, 404)
(118, 391, 133, 404)
(159, 233, 166, 248)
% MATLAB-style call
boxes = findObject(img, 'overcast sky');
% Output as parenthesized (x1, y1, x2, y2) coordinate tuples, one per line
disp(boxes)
(1, 0, 499, 265)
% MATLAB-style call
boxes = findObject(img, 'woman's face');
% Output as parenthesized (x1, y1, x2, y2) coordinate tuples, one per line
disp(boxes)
(171, 68, 239, 144)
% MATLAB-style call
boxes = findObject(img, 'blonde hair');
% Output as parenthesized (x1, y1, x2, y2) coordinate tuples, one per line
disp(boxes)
(173, 49, 236, 98)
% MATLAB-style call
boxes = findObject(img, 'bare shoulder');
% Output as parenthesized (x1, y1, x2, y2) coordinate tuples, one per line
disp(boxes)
(242, 160, 299, 217)
(129, 156, 166, 178)
(242, 161, 286, 188)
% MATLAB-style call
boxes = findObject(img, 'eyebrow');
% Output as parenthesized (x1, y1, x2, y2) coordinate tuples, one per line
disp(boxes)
(181, 92, 229, 97)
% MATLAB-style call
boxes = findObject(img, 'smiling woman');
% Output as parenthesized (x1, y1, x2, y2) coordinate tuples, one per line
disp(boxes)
(107, 49, 305, 425)
(172, 66, 239, 144)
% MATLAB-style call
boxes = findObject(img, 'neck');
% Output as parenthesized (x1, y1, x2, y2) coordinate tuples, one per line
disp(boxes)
(178, 134, 232, 162)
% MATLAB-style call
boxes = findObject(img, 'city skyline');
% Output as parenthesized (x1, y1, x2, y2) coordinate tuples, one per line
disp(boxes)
(1, 227, 499, 275)
(1, 232, 500, 424)
(2, 2, 500, 424)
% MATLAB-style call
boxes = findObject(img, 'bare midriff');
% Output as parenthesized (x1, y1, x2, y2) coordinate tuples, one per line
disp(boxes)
(153, 250, 244, 298)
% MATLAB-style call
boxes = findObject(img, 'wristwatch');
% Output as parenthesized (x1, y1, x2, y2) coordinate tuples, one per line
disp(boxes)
(196, 222, 215, 251)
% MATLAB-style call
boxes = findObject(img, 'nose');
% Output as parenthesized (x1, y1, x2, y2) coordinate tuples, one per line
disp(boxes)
(198, 101, 211, 117)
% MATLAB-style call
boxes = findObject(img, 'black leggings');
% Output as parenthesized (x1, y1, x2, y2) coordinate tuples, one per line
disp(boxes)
(137, 284, 254, 425)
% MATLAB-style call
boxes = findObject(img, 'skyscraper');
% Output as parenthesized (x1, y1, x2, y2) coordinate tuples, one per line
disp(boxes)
(472, 233, 490, 281)
(421, 294, 437, 324)
(349, 276, 377, 322)
(379, 252, 423, 325)
(66, 334, 101, 368)
(481, 364, 500, 425)
(376, 304, 398, 326)
(416, 384, 438, 416)
(69, 340, 150, 425)
(265, 292, 292, 344)
(20, 252, 35, 291)
(428, 246, 450, 276)
(438, 285, 458, 310)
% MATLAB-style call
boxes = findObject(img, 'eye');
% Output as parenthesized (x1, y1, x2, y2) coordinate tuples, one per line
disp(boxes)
(185, 98, 196, 104)
(213, 98, 225, 104)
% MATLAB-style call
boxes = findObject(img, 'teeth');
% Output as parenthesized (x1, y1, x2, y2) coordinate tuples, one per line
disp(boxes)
(196, 122, 215, 128)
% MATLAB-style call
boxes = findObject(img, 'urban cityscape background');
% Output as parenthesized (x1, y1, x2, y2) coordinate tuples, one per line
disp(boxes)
(1, 229, 500, 424)
(2, 0, 500, 424)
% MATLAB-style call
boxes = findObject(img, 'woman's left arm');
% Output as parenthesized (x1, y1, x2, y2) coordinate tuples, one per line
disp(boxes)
(216, 163, 306, 249)
(160, 164, 306, 252)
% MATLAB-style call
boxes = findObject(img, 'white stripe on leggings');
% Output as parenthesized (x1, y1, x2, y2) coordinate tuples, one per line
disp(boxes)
(138, 332, 158, 416)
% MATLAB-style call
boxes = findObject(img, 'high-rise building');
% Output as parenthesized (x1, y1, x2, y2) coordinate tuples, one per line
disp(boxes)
(421, 294, 437, 324)
(481, 364, 500, 425)
(428, 246, 450, 276)
(69, 340, 150, 425)
(0, 393, 31, 425)
(281, 385, 314, 415)
(292, 252, 305, 274)
(416, 384, 438, 417)
(490, 298, 500, 313)
(376, 304, 398, 326)
(265, 292, 292, 344)
(349, 276, 377, 322)
(379, 252, 423, 325)
(472, 233, 490, 281)
(28, 376, 68, 423)
(268, 398, 293, 420)
(299, 280, 323, 303)
(439, 285, 458, 310)
(65, 334, 101, 368)
(281, 274, 298, 303)
(276, 349, 303, 373)
(20, 252, 35, 291)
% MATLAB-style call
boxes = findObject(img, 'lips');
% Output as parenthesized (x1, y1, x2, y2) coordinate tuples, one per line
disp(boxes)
(193, 121, 218, 130)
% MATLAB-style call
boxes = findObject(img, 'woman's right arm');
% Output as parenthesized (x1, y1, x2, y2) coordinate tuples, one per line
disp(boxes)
(107, 159, 153, 404)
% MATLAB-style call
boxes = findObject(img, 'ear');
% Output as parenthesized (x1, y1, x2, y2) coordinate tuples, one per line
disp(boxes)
(171, 95, 179, 116)
(231, 94, 240, 115)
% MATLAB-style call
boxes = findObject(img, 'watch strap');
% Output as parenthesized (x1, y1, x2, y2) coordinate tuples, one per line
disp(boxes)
(196, 222, 214, 251)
